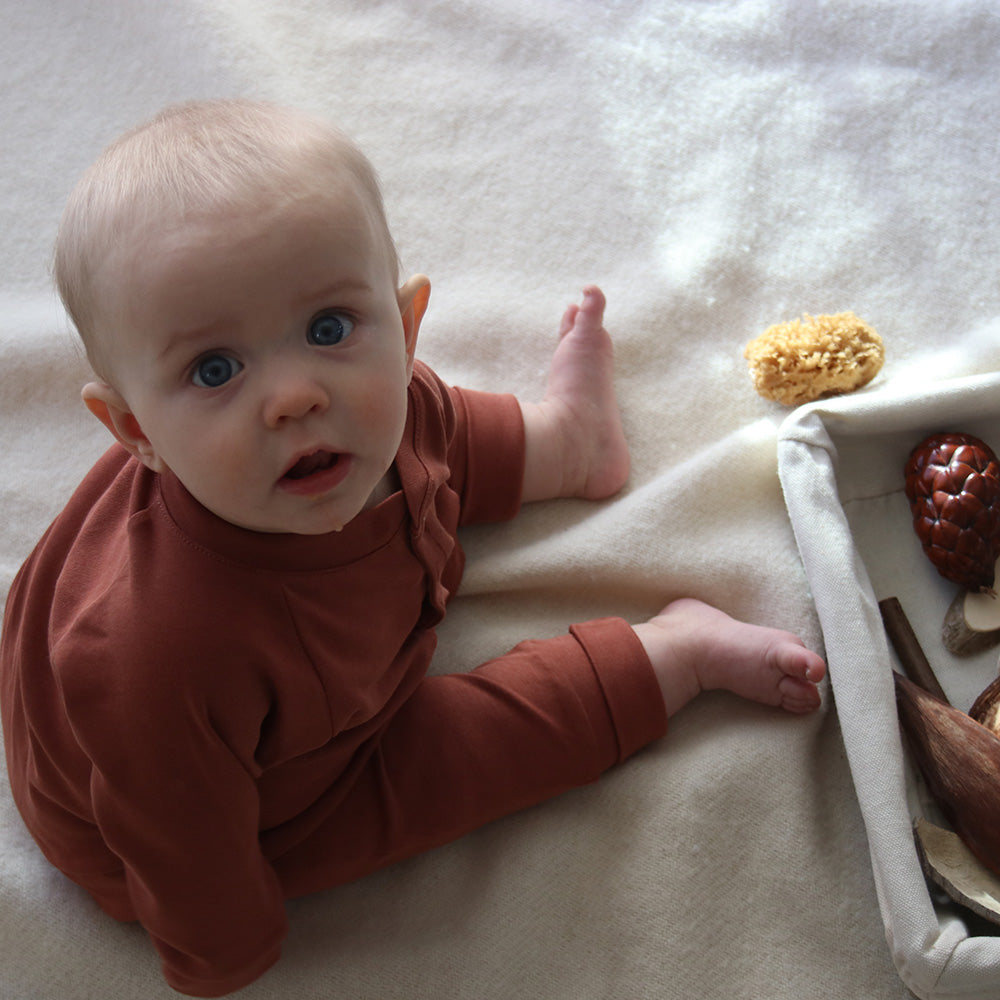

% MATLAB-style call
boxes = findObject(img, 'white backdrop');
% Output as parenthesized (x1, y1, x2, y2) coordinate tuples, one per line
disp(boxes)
(3, 2, 1000, 997)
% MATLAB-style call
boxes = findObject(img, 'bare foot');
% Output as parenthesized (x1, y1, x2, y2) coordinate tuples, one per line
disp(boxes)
(521, 286, 630, 501)
(633, 598, 826, 717)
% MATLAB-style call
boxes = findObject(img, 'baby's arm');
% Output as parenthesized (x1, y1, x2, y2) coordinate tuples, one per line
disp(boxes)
(518, 286, 630, 503)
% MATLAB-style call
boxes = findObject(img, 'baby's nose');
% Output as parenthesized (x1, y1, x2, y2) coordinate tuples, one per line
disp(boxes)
(262, 369, 330, 426)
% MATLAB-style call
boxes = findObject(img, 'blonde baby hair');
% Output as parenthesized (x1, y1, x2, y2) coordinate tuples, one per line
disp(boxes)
(53, 99, 400, 377)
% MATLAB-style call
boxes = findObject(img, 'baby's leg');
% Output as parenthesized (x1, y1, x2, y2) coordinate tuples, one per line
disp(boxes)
(520, 286, 630, 502)
(633, 598, 826, 717)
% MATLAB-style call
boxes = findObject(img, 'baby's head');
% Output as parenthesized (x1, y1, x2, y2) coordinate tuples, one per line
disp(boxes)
(55, 99, 400, 379)
(55, 99, 430, 535)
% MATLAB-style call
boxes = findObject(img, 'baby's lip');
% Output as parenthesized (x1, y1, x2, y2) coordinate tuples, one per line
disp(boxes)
(281, 448, 340, 482)
(277, 448, 352, 496)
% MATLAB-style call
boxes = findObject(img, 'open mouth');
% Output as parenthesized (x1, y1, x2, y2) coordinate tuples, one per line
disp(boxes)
(282, 450, 340, 482)
(277, 449, 353, 498)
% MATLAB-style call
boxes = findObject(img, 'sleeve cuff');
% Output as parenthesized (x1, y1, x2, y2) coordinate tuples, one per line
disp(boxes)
(163, 941, 283, 998)
(569, 617, 668, 763)
(451, 387, 525, 525)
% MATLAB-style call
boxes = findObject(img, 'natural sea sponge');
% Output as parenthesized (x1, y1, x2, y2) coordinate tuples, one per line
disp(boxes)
(744, 312, 884, 406)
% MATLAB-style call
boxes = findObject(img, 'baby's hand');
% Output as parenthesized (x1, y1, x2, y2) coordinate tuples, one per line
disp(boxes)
(633, 599, 826, 718)
(519, 287, 630, 503)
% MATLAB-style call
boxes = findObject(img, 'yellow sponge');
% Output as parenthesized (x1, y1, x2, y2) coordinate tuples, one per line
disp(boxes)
(744, 312, 884, 406)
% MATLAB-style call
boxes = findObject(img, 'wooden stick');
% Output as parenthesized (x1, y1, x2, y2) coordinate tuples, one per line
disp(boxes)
(879, 596, 950, 705)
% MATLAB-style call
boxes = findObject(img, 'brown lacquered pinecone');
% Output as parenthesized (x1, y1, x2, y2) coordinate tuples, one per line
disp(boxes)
(904, 432, 1000, 593)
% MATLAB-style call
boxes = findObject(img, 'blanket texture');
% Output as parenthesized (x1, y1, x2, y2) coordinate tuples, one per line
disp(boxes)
(2, 2, 999, 997)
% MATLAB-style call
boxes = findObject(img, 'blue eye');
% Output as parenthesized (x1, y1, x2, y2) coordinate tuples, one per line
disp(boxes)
(192, 354, 242, 388)
(308, 312, 354, 346)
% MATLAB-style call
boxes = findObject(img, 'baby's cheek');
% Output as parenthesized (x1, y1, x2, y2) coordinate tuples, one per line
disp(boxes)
(355, 375, 409, 436)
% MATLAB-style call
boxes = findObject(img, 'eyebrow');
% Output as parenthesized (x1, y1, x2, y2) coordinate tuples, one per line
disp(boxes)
(157, 277, 376, 364)
(157, 321, 229, 365)
(301, 276, 374, 307)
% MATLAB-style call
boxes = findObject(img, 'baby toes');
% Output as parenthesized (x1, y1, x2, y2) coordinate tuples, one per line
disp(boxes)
(774, 640, 826, 684)
(558, 303, 579, 338)
(777, 674, 823, 713)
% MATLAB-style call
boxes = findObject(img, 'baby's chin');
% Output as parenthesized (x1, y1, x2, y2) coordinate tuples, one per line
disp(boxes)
(235, 509, 350, 535)
(200, 499, 351, 536)
(185, 470, 388, 536)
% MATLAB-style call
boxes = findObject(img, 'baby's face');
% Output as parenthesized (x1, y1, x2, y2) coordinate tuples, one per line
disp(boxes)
(97, 176, 420, 534)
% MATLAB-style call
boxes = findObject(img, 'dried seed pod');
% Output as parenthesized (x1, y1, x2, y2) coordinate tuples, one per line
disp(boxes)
(904, 433, 1000, 593)
(895, 673, 1000, 877)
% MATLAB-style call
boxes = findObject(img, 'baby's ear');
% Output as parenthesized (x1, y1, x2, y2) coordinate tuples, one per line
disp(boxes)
(397, 275, 431, 371)
(81, 382, 164, 472)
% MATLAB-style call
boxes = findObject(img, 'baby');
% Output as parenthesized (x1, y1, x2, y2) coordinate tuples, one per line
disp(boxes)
(0, 99, 825, 997)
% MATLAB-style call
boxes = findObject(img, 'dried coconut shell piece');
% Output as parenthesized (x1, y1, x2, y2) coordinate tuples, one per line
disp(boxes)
(744, 311, 884, 406)
(942, 583, 1000, 656)
(914, 818, 1000, 927)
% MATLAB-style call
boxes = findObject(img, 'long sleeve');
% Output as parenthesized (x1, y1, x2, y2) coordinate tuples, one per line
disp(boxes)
(51, 574, 297, 997)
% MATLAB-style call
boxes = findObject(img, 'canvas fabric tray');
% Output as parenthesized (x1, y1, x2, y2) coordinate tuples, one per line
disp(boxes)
(777, 371, 1000, 999)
